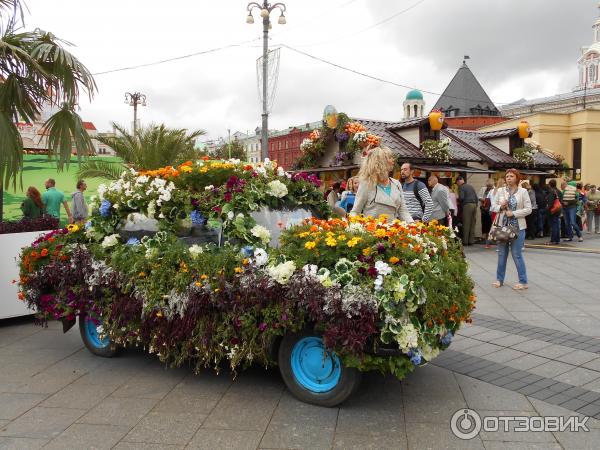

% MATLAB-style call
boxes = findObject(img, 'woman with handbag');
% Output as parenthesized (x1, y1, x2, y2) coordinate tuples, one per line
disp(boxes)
(546, 179, 562, 245)
(490, 169, 532, 290)
(350, 145, 414, 223)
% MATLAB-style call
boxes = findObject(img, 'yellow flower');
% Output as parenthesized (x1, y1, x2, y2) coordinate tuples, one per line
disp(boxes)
(242, 258, 249, 265)
(305, 241, 317, 250)
(325, 237, 337, 247)
(180, 262, 189, 273)
(347, 237, 361, 248)
(199, 167, 208, 173)
(139, 271, 146, 278)
(389, 256, 400, 264)
(298, 231, 310, 238)
(337, 234, 347, 241)
(156, 311, 163, 318)
(362, 247, 371, 256)
(180, 165, 193, 173)
(200, 274, 208, 280)
(374, 229, 387, 238)
(66, 224, 79, 233)
(234, 267, 243, 274)
(194, 281, 202, 287)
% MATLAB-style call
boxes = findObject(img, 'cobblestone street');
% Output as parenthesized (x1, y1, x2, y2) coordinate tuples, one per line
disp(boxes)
(1, 236, 600, 449)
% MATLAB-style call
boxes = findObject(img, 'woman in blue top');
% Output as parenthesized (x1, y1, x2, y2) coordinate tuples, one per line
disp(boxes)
(339, 177, 359, 213)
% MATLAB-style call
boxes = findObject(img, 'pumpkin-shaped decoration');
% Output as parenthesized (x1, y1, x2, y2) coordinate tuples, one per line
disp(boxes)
(429, 109, 444, 131)
(518, 120, 531, 139)
(323, 105, 338, 129)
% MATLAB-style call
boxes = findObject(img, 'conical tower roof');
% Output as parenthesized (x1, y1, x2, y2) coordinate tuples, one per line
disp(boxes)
(433, 62, 499, 116)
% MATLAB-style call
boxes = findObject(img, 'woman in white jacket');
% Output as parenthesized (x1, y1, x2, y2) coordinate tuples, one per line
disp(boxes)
(490, 169, 532, 290)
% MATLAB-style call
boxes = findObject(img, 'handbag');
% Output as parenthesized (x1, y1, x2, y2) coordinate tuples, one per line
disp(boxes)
(549, 197, 562, 215)
(488, 212, 518, 243)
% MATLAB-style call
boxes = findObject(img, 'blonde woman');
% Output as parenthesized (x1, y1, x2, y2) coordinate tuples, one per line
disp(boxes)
(350, 146, 414, 223)
(340, 176, 359, 213)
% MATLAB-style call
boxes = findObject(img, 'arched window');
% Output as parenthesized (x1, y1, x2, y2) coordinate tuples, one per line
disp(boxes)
(420, 105, 424, 116)
(406, 105, 411, 118)
(589, 64, 597, 83)
(414, 105, 418, 117)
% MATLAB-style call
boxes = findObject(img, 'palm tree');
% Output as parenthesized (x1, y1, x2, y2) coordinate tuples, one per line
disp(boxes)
(77, 123, 206, 180)
(1, 0, 96, 219)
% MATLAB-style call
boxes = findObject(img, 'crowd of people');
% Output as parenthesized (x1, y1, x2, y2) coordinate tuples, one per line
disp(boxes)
(20, 178, 89, 224)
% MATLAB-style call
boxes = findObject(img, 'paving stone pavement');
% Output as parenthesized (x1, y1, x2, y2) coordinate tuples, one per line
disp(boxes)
(1, 238, 600, 449)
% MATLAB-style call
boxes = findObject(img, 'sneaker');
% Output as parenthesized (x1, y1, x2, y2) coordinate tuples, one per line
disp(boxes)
(563, 238, 573, 242)
(578, 237, 584, 242)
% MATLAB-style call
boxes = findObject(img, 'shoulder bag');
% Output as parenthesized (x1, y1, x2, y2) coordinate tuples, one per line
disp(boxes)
(488, 212, 518, 244)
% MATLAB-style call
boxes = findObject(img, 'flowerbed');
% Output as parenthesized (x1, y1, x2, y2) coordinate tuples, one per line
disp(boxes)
(18, 158, 475, 380)
(0, 216, 59, 234)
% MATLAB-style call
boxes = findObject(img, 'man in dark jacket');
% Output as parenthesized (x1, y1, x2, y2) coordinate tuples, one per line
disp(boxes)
(457, 176, 478, 246)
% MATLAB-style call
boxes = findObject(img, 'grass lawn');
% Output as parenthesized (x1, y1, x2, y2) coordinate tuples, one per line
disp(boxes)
(2, 155, 122, 225)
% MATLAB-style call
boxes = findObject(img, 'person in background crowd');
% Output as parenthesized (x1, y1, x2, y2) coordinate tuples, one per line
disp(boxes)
(42, 178, 72, 223)
(546, 179, 562, 245)
(561, 180, 583, 242)
(339, 177, 359, 213)
(586, 184, 600, 234)
(350, 146, 413, 222)
(71, 179, 89, 223)
(20, 186, 44, 219)
(326, 181, 343, 210)
(456, 176, 478, 246)
(478, 178, 494, 243)
(400, 162, 433, 222)
(485, 179, 505, 249)
(448, 183, 458, 228)
(533, 183, 547, 238)
(522, 181, 538, 239)
(576, 182, 587, 232)
(428, 174, 451, 226)
(491, 168, 531, 290)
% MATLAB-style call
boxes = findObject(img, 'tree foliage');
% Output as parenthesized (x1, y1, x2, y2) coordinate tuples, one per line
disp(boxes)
(77, 123, 206, 180)
(212, 140, 246, 161)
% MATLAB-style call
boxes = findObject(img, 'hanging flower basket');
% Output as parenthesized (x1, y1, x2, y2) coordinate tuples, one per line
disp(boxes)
(421, 138, 451, 164)
(512, 144, 538, 167)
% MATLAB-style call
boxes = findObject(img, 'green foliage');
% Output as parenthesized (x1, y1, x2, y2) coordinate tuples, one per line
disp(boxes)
(212, 140, 246, 161)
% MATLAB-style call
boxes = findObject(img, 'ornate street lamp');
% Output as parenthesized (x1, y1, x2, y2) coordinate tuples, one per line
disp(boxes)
(246, 1, 286, 161)
(124, 92, 147, 134)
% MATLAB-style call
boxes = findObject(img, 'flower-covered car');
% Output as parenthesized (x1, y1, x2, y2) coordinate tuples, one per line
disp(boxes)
(18, 158, 475, 407)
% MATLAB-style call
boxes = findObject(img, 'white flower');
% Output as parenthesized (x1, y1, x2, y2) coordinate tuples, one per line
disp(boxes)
(263, 158, 273, 169)
(135, 175, 149, 185)
(300, 138, 313, 151)
(267, 180, 288, 198)
(410, 259, 420, 266)
(348, 222, 364, 233)
(253, 248, 268, 266)
(145, 247, 158, 259)
(268, 260, 296, 284)
(421, 343, 440, 361)
(396, 323, 419, 352)
(255, 166, 267, 176)
(205, 185, 214, 191)
(277, 166, 286, 177)
(374, 275, 384, 291)
(97, 184, 107, 199)
(101, 234, 119, 248)
(189, 244, 203, 258)
(251, 224, 271, 244)
(158, 190, 171, 203)
(147, 200, 156, 217)
(227, 211, 235, 220)
(302, 264, 318, 278)
(375, 260, 392, 276)
(236, 213, 244, 219)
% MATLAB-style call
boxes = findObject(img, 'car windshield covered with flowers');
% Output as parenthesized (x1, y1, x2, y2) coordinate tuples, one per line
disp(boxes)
(18, 158, 475, 406)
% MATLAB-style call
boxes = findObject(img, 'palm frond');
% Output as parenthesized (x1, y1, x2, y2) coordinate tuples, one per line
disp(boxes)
(76, 159, 126, 181)
(42, 104, 95, 169)
(0, 111, 22, 189)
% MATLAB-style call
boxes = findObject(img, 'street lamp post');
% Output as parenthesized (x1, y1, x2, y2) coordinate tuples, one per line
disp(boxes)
(124, 92, 147, 134)
(246, 1, 286, 162)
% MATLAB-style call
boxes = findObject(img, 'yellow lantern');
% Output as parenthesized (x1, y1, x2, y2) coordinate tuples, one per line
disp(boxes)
(518, 120, 531, 139)
(429, 109, 444, 131)
(323, 105, 338, 129)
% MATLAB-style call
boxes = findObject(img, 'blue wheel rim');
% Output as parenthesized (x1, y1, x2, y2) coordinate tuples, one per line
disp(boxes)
(84, 319, 110, 349)
(290, 336, 341, 393)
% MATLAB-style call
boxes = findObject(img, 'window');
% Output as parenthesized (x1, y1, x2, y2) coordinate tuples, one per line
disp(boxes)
(285, 140, 289, 149)
(406, 105, 411, 117)
(278, 141, 282, 150)
(589, 64, 597, 83)
(573, 138, 582, 174)
(413, 105, 418, 117)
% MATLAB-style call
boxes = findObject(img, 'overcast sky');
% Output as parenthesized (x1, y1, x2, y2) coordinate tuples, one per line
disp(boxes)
(23, 0, 596, 140)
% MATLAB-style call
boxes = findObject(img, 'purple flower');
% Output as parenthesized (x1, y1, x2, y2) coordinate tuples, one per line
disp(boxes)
(367, 267, 378, 278)
(258, 322, 267, 332)
(377, 244, 386, 254)
(281, 313, 288, 322)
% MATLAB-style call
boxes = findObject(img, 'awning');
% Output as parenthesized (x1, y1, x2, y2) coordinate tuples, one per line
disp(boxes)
(519, 169, 555, 176)
(414, 165, 496, 174)
(289, 165, 359, 174)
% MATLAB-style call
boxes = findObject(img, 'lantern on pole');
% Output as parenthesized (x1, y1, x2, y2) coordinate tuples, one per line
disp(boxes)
(517, 120, 532, 139)
(323, 105, 338, 129)
(429, 109, 444, 131)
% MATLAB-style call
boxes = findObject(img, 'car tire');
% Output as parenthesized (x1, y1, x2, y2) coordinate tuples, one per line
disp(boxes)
(79, 313, 118, 357)
(278, 330, 362, 407)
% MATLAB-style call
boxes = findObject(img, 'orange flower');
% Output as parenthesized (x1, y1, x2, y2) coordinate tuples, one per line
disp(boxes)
(18, 292, 25, 301)
(201, 155, 210, 161)
(389, 256, 400, 264)
(40, 248, 49, 257)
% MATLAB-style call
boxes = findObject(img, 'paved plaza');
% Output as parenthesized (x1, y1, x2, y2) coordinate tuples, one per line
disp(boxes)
(1, 235, 600, 449)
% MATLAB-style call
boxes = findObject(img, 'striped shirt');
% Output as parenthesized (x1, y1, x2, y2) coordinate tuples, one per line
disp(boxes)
(402, 180, 434, 222)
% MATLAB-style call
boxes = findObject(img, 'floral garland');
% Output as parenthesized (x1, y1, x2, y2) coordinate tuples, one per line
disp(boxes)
(421, 138, 451, 163)
(17, 160, 475, 380)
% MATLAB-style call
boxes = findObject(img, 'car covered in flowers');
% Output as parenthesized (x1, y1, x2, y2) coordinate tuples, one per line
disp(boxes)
(18, 158, 475, 406)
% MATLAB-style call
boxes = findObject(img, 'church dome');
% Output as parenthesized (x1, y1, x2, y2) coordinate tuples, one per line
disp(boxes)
(406, 89, 423, 101)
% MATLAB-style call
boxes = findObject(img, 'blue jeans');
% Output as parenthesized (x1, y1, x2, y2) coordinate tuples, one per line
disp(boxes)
(550, 214, 560, 243)
(537, 208, 546, 235)
(496, 229, 527, 285)
(564, 206, 582, 239)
